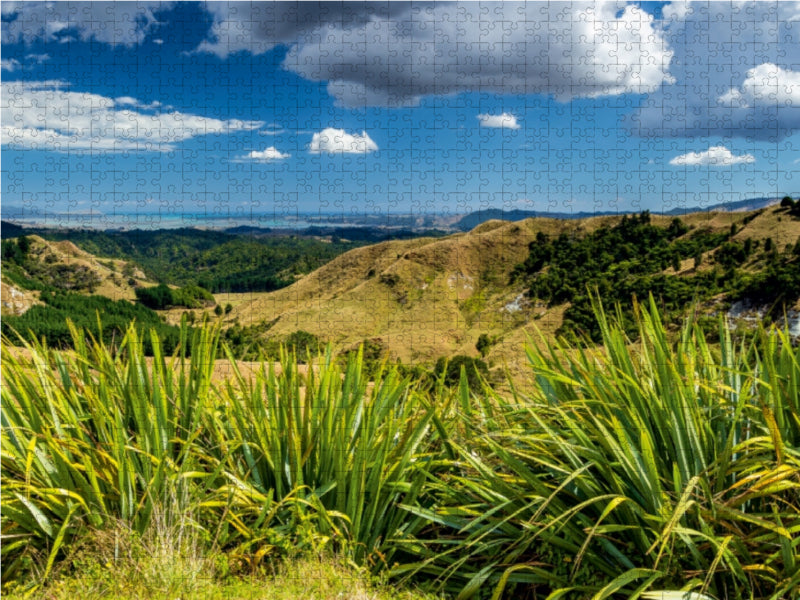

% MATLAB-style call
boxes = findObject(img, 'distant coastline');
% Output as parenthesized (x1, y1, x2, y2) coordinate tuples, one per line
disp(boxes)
(1, 196, 781, 233)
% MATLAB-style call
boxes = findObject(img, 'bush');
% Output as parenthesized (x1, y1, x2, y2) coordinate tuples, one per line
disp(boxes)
(434, 354, 489, 390)
(284, 330, 320, 360)
(135, 284, 214, 310)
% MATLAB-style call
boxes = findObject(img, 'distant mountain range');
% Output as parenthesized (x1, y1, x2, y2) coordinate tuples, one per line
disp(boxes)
(453, 197, 781, 231)
(2, 197, 782, 235)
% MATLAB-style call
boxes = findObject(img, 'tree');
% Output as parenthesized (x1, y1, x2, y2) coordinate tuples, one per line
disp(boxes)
(17, 235, 30, 255)
(781, 196, 795, 208)
(214, 304, 223, 316)
(434, 355, 489, 391)
(285, 330, 320, 361)
(224, 303, 233, 314)
(135, 284, 173, 309)
(476, 333, 492, 358)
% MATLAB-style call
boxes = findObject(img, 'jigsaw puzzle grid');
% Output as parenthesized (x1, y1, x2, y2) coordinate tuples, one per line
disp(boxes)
(2, 1, 799, 596)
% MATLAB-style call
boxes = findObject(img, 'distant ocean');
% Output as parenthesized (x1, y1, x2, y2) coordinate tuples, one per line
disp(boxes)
(2, 211, 367, 231)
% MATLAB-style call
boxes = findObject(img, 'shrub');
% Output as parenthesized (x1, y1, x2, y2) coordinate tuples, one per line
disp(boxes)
(434, 354, 488, 390)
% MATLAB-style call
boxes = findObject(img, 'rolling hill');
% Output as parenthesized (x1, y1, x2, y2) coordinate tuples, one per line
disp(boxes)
(3, 206, 798, 386)
(224, 206, 799, 381)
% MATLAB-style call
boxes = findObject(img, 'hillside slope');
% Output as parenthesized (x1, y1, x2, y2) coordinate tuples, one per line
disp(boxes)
(1, 235, 150, 316)
(229, 207, 799, 375)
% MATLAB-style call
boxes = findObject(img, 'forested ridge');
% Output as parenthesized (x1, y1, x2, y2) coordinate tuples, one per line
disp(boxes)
(512, 208, 800, 341)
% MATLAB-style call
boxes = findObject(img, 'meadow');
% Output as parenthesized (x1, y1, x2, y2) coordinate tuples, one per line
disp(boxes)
(2, 297, 798, 599)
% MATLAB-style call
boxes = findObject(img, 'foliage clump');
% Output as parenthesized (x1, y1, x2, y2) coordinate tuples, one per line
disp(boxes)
(135, 283, 215, 310)
(434, 354, 488, 391)
(513, 211, 800, 341)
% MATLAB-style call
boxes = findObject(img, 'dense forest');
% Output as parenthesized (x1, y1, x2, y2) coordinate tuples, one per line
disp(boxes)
(12, 227, 361, 293)
(1, 290, 186, 354)
(512, 209, 800, 341)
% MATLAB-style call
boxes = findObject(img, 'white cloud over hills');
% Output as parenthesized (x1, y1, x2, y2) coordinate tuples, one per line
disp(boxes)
(1, 81, 262, 152)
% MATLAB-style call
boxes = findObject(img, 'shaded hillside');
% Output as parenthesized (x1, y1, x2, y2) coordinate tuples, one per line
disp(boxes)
(1, 234, 149, 312)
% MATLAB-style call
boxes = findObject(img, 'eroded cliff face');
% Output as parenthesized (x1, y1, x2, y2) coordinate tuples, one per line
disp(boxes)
(1, 283, 39, 316)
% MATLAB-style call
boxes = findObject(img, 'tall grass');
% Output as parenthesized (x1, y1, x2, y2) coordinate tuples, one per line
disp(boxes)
(1, 321, 446, 592)
(394, 296, 799, 599)
(2, 297, 798, 598)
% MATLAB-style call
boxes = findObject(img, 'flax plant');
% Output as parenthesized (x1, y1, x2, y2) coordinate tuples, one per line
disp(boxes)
(1, 321, 219, 587)
(202, 343, 447, 564)
(395, 296, 800, 599)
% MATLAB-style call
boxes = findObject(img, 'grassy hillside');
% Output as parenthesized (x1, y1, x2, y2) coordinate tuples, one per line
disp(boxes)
(223, 207, 799, 381)
(1, 234, 149, 308)
(22, 227, 378, 292)
(3, 207, 798, 378)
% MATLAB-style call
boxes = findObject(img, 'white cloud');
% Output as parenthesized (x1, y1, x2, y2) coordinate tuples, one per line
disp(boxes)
(114, 96, 163, 110)
(245, 147, 290, 162)
(115, 96, 140, 106)
(197, 2, 674, 107)
(669, 146, 755, 167)
(632, 3, 800, 140)
(259, 124, 285, 136)
(718, 63, 800, 109)
(477, 113, 520, 130)
(661, 1, 692, 25)
(308, 128, 378, 154)
(1, 54, 50, 72)
(2, 2, 169, 46)
(1, 58, 21, 72)
(1, 81, 263, 152)
(25, 53, 50, 64)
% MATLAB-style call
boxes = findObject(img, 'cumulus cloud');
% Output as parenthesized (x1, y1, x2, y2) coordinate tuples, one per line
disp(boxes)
(477, 113, 520, 130)
(308, 128, 378, 154)
(718, 63, 800, 109)
(669, 146, 756, 167)
(197, 2, 673, 107)
(1, 81, 262, 152)
(1, 1, 169, 46)
(244, 147, 290, 162)
(631, 3, 800, 140)
(4, 2, 675, 107)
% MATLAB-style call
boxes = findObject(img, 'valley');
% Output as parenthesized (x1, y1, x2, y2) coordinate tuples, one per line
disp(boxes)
(4, 204, 799, 382)
(2, 203, 800, 600)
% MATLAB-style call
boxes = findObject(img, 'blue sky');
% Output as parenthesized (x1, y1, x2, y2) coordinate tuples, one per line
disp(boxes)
(2, 1, 799, 223)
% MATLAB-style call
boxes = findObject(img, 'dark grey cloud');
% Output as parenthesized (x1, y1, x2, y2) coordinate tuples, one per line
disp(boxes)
(199, 1, 674, 107)
(1, 1, 171, 46)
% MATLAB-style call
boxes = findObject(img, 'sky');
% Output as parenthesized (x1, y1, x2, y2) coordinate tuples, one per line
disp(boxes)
(2, 1, 800, 225)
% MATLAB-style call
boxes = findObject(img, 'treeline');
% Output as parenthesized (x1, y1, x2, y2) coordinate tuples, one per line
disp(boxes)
(513, 210, 800, 341)
(1, 290, 187, 354)
(135, 283, 215, 310)
(30, 228, 364, 293)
